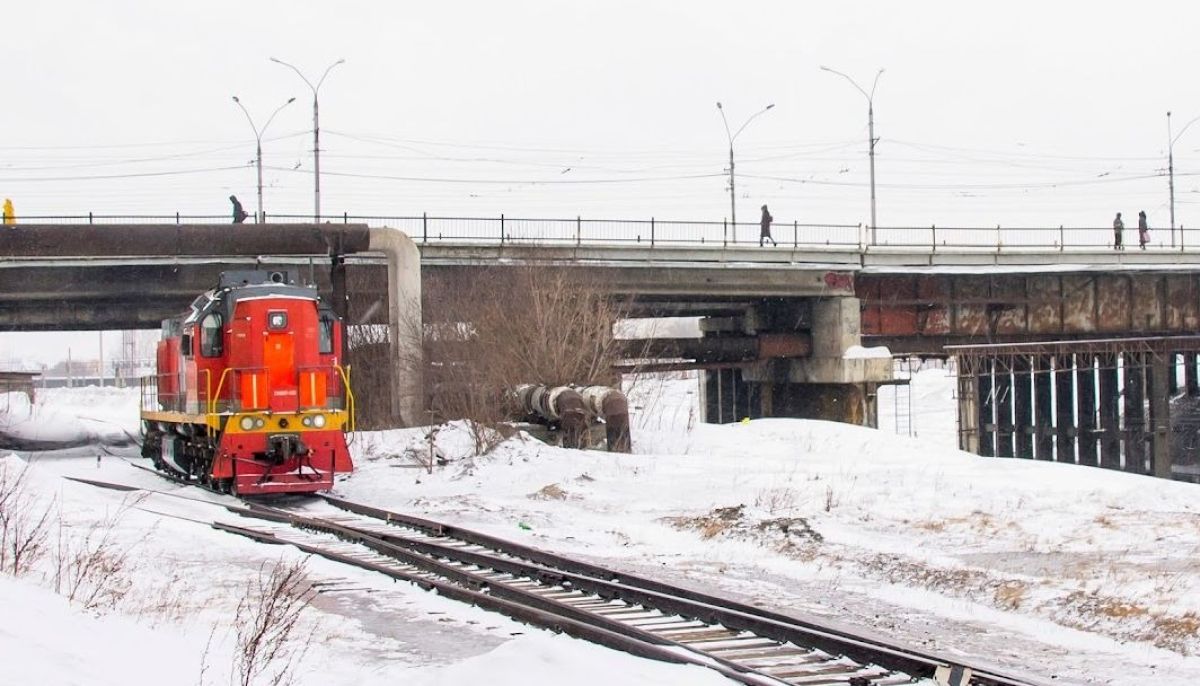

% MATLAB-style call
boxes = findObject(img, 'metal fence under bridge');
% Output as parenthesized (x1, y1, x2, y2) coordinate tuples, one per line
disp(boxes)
(950, 337, 1200, 480)
(11, 213, 1200, 251)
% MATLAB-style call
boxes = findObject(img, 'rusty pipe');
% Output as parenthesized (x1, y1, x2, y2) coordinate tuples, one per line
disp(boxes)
(576, 385, 631, 453)
(512, 384, 588, 449)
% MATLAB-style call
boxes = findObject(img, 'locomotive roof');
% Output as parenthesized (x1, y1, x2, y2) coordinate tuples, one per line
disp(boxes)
(182, 280, 328, 326)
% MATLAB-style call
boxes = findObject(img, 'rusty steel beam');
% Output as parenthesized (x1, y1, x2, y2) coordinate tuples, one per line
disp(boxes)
(618, 334, 811, 363)
(858, 272, 1200, 347)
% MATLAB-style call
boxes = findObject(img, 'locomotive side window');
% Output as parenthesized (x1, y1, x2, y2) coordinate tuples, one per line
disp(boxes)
(267, 311, 288, 331)
(200, 313, 224, 357)
(181, 330, 194, 358)
(318, 314, 334, 354)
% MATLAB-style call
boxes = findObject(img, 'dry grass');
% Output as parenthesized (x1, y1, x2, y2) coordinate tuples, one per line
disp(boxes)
(51, 494, 145, 611)
(529, 483, 570, 501)
(993, 581, 1029, 610)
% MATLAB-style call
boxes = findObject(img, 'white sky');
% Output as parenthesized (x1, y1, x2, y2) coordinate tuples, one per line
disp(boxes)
(5, 1, 1200, 228)
(6, 1, 1200, 365)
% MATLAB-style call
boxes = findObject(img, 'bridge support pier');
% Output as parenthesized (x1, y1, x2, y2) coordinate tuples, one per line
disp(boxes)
(1033, 356, 1054, 460)
(701, 297, 891, 427)
(1075, 354, 1096, 467)
(953, 342, 1181, 480)
(977, 361, 996, 457)
(1013, 356, 1034, 458)
(1186, 352, 1199, 397)
(1098, 357, 1122, 470)
(1124, 353, 1148, 474)
(994, 366, 1015, 458)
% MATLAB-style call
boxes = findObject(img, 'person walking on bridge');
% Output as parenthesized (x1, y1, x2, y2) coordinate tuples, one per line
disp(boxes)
(230, 195, 249, 224)
(1113, 212, 1124, 250)
(1138, 210, 1149, 249)
(759, 204, 776, 247)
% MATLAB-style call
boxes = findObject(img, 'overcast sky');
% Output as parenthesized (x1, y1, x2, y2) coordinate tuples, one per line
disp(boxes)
(6, 1, 1200, 364)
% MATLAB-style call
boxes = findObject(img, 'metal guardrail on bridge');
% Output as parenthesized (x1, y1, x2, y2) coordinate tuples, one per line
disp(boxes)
(8, 213, 1196, 252)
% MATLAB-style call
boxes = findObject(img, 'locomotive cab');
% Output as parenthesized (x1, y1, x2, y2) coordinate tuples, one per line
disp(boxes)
(141, 270, 354, 495)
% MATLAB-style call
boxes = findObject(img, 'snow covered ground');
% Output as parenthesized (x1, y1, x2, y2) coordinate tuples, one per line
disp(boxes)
(4, 372, 1200, 685)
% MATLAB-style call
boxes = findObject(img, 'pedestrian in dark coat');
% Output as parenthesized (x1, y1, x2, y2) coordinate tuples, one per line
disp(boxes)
(230, 195, 249, 224)
(1138, 210, 1149, 249)
(1113, 212, 1124, 250)
(759, 204, 776, 247)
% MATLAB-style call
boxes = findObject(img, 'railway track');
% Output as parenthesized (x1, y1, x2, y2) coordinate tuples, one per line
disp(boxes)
(213, 495, 1046, 686)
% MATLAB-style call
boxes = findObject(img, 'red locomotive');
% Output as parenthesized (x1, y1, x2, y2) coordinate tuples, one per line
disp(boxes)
(140, 270, 354, 495)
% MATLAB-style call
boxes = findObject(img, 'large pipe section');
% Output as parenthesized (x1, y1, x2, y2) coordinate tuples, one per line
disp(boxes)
(368, 226, 423, 428)
(511, 384, 630, 453)
(576, 385, 632, 453)
(513, 385, 589, 449)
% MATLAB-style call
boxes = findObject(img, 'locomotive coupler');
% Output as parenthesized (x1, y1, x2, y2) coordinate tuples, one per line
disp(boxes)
(263, 433, 309, 465)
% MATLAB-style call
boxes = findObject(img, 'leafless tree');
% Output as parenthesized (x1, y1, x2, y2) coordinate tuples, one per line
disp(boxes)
(413, 265, 639, 454)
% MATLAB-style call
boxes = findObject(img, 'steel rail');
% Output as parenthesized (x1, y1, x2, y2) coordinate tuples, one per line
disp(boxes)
(229, 499, 1047, 686)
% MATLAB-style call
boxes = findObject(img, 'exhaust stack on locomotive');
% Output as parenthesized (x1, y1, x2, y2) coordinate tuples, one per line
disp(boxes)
(140, 270, 354, 495)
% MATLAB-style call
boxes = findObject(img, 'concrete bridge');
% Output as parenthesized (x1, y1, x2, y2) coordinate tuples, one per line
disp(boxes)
(6, 222, 1200, 438)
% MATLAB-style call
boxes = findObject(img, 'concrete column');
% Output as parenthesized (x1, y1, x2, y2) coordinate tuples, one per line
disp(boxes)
(1098, 357, 1121, 470)
(1186, 352, 1199, 397)
(977, 361, 996, 458)
(1075, 354, 1097, 466)
(1013, 356, 1034, 458)
(1123, 352, 1147, 474)
(957, 362, 980, 454)
(1054, 354, 1077, 463)
(994, 361, 1015, 458)
(1149, 358, 1173, 479)
(1034, 356, 1054, 460)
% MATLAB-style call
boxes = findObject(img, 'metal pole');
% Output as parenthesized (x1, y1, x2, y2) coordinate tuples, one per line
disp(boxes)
(313, 96, 321, 221)
(716, 101, 773, 242)
(232, 95, 295, 224)
(255, 137, 264, 224)
(1169, 111, 1176, 248)
(821, 66, 884, 245)
(729, 145, 736, 230)
(868, 102, 877, 245)
(271, 58, 345, 222)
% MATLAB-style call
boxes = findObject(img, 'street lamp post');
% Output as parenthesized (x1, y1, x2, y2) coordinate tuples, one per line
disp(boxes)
(271, 57, 345, 221)
(716, 101, 775, 233)
(1168, 110, 1200, 248)
(821, 66, 884, 244)
(232, 95, 296, 224)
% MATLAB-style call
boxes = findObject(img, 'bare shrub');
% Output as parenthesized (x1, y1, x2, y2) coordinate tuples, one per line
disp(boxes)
(0, 461, 54, 576)
(413, 265, 639, 455)
(230, 557, 318, 686)
(754, 487, 797, 514)
(51, 494, 144, 611)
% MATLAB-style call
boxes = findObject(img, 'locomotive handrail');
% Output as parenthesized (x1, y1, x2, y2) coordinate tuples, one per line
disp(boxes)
(209, 367, 234, 417)
(206, 364, 352, 420)
(198, 368, 213, 419)
(335, 364, 355, 433)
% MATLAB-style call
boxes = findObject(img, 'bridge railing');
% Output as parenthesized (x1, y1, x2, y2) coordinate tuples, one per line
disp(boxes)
(8, 214, 1189, 251)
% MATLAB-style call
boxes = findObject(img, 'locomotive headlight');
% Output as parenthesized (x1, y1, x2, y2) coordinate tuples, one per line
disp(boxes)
(239, 416, 255, 431)
(301, 416, 312, 427)
(312, 414, 326, 429)
(254, 418, 266, 429)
